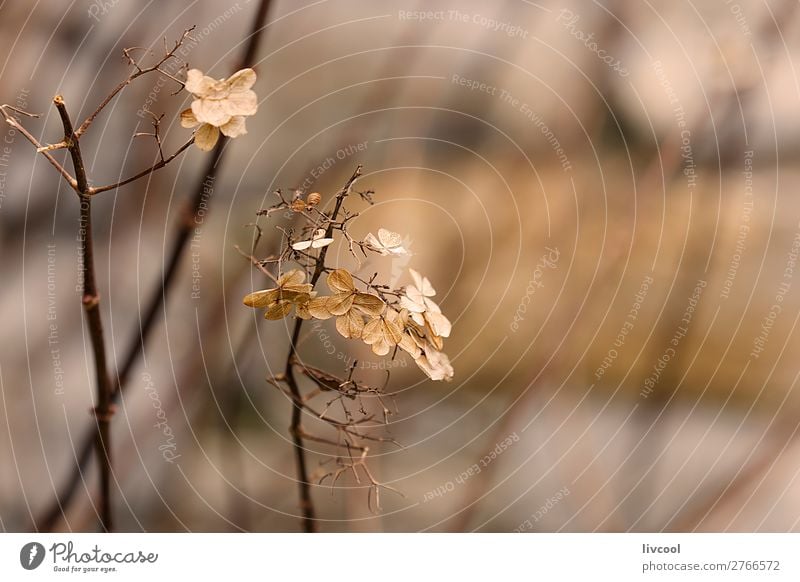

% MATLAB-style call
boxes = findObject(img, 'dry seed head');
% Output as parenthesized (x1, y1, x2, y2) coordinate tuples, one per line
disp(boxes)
(307, 192, 322, 206)
(291, 198, 307, 212)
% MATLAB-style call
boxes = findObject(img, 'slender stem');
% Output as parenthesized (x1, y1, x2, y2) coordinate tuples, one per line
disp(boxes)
(0, 105, 78, 189)
(89, 137, 194, 194)
(54, 95, 115, 532)
(35, 0, 275, 532)
(283, 165, 362, 532)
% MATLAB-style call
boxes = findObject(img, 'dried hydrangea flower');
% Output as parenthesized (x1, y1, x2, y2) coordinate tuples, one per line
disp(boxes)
(181, 68, 258, 151)
(413, 343, 454, 381)
(292, 228, 334, 251)
(307, 269, 385, 339)
(363, 228, 410, 256)
(243, 269, 313, 320)
(400, 268, 452, 342)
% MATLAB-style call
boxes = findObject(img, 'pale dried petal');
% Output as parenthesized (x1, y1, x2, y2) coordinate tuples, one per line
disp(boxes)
(194, 123, 220, 151)
(224, 89, 258, 117)
(185, 69, 217, 97)
(180, 108, 200, 128)
(398, 333, 421, 358)
(409, 268, 436, 297)
(402, 286, 427, 312)
(220, 115, 247, 138)
(425, 310, 451, 338)
(414, 347, 453, 381)
(225, 68, 257, 92)
(378, 228, 403, 248)
(311, 237, 334, 249)
(192, 98, 232, 127)
(292, 240, 313, 251)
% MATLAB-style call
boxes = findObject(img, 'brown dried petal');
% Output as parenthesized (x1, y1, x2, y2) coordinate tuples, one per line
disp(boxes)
(307, 296, 333, 319)
(327, 269, 355, 293)
(243, 289, 279, 308)
(352, 293, 385, 316)
(264, 300, 293, 320)
(326, 292, 355, 316)
(335, 310, 365, 339)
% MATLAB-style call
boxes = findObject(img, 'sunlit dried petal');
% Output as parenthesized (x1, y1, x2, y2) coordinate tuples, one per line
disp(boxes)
(424, 310, 451, 338)
(409, 268, 436, 297)
(185, 69, 217, 96)
(225, 68, 257, 92)
(220, 115, 247, 138)
(414, 349, 454, 381)
(223, 89, 258, 117)
(192, 98, 231, 127)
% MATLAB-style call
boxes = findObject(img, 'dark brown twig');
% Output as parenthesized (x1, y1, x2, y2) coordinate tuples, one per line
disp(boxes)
(53, 95, 115, 532)
(281, 165, 362, 532)
(34, 0, 275, 532)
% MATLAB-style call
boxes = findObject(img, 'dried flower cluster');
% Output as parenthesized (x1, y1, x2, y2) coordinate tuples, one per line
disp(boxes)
(181, 67, 258, 151)
(244, 223, 453, 381)
(240, 166, 454, 515)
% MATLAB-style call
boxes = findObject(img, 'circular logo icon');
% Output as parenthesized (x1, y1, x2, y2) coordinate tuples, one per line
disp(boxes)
(19, 542, 45, 570)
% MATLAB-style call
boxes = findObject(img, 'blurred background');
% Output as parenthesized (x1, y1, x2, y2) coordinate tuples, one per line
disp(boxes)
(1, 0, 800, 532)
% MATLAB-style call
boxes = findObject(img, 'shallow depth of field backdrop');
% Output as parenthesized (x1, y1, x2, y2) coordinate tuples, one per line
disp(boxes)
(2, 0, 800, 532)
